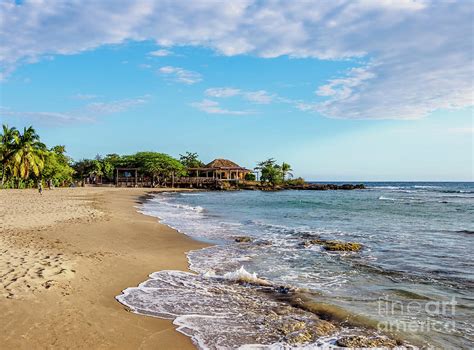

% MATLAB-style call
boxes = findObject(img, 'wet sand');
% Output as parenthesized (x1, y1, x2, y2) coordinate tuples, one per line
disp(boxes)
(0, 187, 207, 349)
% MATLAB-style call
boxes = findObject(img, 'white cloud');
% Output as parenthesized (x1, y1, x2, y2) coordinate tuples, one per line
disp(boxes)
(159, 66, 202, 84)
(0, 95, 150, 125)
(72, 93, 98, 100)
(0, 108, 94, 125)
(205, 87, 241, 98)
(191, 99, 251, 115)
(149, 49, 172, 57)
(243, 90, 273, 104)
(205, 87, 273, 104)
(0, 1, 472, 119)
(86, 96, 149, 114)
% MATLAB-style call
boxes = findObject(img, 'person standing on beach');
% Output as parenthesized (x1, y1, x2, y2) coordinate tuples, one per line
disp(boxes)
(38, 180, 43, 195)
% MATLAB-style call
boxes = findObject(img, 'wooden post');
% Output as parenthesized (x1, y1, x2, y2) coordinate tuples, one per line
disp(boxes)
(135, 169, 138, 187)
(115, 169, 118, 186)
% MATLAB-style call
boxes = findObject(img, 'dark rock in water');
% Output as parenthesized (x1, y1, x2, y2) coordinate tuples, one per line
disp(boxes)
(336, 335, 397, 348)
(234, 236, 252, 243)
(255, 240, 272, 246)
(301, 233, 319, 239)
(323, 240, 362, 252)
(303, 239, 362, 252)
(457, 230, 474, 234)
(240, 181, 365, 191)
(276, 285, 291, 294)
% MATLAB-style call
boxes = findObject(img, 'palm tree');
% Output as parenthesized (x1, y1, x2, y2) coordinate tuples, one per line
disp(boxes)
(0, 124, 18, 187)
(281, 162, 293, 181)
(10, 126, 47, 184)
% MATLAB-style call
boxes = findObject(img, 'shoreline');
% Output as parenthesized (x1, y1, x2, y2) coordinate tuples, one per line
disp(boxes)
(0, 188, 207, 349)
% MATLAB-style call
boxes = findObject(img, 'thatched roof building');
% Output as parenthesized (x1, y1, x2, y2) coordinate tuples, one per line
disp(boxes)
(188, 158, 251, 180)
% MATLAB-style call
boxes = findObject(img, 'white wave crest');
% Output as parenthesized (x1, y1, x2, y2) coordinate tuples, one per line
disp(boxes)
(223, 266, 272, 286)
(378, 196, 398, 201)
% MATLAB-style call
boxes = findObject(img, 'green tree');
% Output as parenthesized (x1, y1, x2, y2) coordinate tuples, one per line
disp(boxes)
(0, 124, 18, 187)
(244, 173, 256, 181)
(43, 145, 75, 186)
(281, 162, 293, 180)
(72, 158, 94, 180)
(256, 158, 283, 187)
(103, 153, 122, 178)
(179, 151, 204, 168)
(10, 126, 47, 184)
(135, 152, 185, 178)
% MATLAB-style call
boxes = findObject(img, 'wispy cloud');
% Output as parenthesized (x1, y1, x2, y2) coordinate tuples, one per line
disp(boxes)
(205, 87, 241, 98)
(86, 95, 149, 114)
(0, 1, 472, 119)
(0, 95, 150, 125)
(0, 107, 94, 125)
(149, 49, 172, 57)
(191, 99, 251, 115)
(205, 87, 273, 104)
(72, 93, 98, 100)
(159, 66, 202, 84)
(243, 90, 273, 104)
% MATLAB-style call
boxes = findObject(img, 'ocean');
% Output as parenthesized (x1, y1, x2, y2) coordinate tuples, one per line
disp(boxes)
(116, 182, 474, 349)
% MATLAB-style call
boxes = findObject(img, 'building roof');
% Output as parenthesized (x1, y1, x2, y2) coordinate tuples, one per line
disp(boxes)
(205, 158, 242, 168)
(188, 158, 251, 171)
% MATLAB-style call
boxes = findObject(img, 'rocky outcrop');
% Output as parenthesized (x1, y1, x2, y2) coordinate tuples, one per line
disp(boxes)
(234, 236, 252, 243)
(336, 335, 398, 348)
(238, 182, 366, 191)
(286, 183, 366, 190)
(303, 239, 362, 252)
(276, 319, 336, 345)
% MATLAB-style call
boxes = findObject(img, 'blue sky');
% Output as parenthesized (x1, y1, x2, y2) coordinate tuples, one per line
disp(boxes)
(0, 1, 472, 181)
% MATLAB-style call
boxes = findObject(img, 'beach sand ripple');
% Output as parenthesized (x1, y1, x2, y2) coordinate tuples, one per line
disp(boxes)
(0, 189, 103, 299)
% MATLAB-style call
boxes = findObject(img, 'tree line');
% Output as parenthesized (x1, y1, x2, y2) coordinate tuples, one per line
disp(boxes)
(0, 125, 74, 189)
(1, 124, 299, 189)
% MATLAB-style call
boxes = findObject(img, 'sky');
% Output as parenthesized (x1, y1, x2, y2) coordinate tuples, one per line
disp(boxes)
(0, 0, 472, 181)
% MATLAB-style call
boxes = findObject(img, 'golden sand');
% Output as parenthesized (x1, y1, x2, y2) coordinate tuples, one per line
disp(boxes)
(0, 187, 206, 349)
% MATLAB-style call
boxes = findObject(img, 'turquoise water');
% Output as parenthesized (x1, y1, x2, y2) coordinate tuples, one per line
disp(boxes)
(117, 183, 474, 349)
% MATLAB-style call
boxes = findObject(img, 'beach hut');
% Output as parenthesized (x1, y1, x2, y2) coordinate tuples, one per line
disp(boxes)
(188, 159, 251, 181)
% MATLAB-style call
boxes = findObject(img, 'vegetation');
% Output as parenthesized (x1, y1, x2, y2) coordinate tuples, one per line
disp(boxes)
(72, 151, 186, 186)
(1, 123, 303, 190)
(281, 162, 293, 180)
(244, 172, 256, 181)
(0, 124, 75, 188)
(286, 177, 305, 186)
(42, 146, 75, 187)
(179, 151, 204, 170)
(1, 124, 17, 186)
(255, 158, 296, 187)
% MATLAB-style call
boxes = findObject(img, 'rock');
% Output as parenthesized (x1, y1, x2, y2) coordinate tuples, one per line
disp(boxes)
(336, 335, 397, 348)
(234, 236, 252, 243)
(303, 239, 362, 252)
(311, 320, 336, 336)
(279, 320, 337, 345)
(322, 240, 362, 252)
(279, 321, 307, 335)
(286, 329, 313, 345)
(276, 285, 291, 294)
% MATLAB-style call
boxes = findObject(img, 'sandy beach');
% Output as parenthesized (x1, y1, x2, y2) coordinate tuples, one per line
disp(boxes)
(0, 187, 207, 349)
